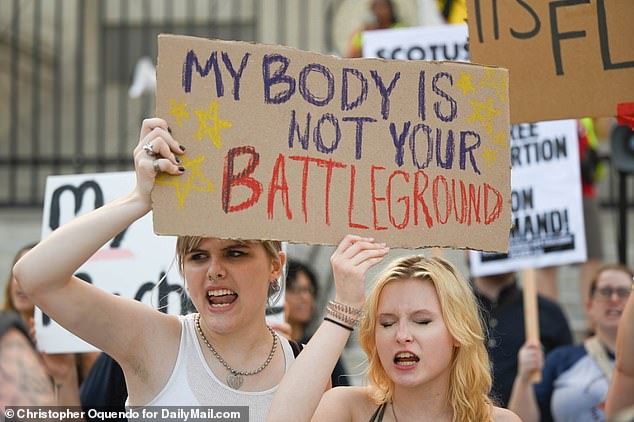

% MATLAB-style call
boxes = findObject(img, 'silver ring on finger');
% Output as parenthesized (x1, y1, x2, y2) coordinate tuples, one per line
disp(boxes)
(152, 159, 161, 174)
(143, 142, 156, 157)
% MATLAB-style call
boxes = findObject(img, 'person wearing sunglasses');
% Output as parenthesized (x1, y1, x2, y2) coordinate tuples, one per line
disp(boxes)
(508, 264, 633, 422)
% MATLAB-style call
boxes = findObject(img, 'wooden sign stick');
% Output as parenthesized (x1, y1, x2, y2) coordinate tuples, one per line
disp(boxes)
(523, 268, 542, 383)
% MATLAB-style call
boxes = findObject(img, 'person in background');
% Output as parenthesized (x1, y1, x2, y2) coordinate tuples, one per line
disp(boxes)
(508, 264, 633, 422)
(3, 243, 38, 324)
(347, 0, 403, 58)
(285, 260, 349, 387)
(472, 271, 573, 406)
(3, 243, 88, 406)
(0, 310, 55, 408)
(268, 253, 520, 422)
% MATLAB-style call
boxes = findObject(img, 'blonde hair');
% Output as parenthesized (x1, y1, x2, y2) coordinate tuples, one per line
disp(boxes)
(359, 255, 493, 422)
(175, 236, 282, 299)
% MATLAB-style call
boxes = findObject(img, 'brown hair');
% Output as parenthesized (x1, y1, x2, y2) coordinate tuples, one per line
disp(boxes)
(589, 264, 634, 297)
(3, 243, 38, 313)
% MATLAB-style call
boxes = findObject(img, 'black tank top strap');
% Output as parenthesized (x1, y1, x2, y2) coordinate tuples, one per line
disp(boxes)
(368, 402, 387, 422)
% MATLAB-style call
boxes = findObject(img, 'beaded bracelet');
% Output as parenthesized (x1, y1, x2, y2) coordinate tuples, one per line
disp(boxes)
(326, 300, 362, 328)
(326, 305, 359, 327)
(324, 316, 354, 332)
(329, 300, 363, 317)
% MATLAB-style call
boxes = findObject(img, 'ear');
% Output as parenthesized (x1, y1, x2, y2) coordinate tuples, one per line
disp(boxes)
(271, 251, 286, 280)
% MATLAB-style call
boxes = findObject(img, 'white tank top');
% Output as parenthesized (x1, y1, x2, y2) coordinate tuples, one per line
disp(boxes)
(127, 313, 295, 421)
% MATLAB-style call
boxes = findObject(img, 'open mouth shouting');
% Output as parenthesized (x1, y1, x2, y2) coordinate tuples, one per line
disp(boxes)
(394, 351, 420, 368)
(207, 288, 238, 310)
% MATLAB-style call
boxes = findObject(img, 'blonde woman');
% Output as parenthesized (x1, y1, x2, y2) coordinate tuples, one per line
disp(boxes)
(268, 255, 519, 422)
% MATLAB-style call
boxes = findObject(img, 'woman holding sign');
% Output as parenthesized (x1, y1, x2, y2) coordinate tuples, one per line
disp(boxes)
(268, 255, 520, 422)
(12, 117, 390, 418)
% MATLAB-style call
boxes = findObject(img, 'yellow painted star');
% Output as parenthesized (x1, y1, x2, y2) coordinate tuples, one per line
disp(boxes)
(467, 97, 500, 135)
(481, 147, 498, 166)
(155, 155, 214, 208)
(456, 72, 475, 96)
(169, 99, 191, 127)
(478, 69, 508, 104)
(493, 130, 507, 146)
(194, 100, 233, 149)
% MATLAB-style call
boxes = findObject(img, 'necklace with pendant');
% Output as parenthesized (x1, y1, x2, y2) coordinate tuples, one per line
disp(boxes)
(195, 313, 277, 390)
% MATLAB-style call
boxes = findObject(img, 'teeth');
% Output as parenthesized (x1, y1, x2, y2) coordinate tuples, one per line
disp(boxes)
(396, 361, 417, 366)
(396, 352, 416, 359)
(208, 289, 235, 297)
(210, 302, 231, 308)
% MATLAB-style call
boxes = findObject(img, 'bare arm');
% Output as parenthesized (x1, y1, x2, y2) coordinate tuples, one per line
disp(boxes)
(507, 342, 542, 422)
(267, 235, 389, 422)
(12, 118, 184, 373)
(0, 328, 55, 407)
(606, 294, 634, 418)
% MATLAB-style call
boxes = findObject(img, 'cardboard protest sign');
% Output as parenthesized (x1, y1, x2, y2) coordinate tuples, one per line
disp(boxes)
(470, 120, 586, 277)
(154, 34, 511, 252)
(363, 24, 469, 61)
(466, 0, 634, 123)
(37, 172, 184, 353)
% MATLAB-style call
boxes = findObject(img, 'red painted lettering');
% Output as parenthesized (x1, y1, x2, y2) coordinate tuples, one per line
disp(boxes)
(413, 171, 434, 228)
(222, 146, 262, 213)
(289, 155, 311, 223)
(267, 153, 293, 220)
(432, 175, 451, 224)
(484, 183, 503, 224)
(387, 170, 410, 230)
(451, 178, 467, 223)
(348, 165, 369, 230)
(468, 183, 481, 225)
(371, 165, 387, 231)
(316, 158, 347, 225)
(290, 155, 346, 225)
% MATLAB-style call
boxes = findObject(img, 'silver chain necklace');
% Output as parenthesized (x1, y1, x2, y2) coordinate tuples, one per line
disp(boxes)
(195, 313, 278, 390)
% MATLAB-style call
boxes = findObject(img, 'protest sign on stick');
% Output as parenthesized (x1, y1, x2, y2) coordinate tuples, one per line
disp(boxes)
(470, 120, 586, 276)
(153, 35, 512, 252)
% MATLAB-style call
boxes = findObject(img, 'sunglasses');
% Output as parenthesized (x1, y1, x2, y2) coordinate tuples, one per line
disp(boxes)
(592, 286, 632, 300)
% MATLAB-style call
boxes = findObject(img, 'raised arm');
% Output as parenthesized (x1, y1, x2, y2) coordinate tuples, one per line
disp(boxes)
(507, 342, 542, 422)
(606, 294, 634, 418)
(12, 118, 184, 367)
(267, 235, 389, 422)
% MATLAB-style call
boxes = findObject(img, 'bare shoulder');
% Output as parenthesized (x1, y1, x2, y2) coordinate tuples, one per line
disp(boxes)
(492, 406, 522, 422)
(314, 386, 376, 422)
